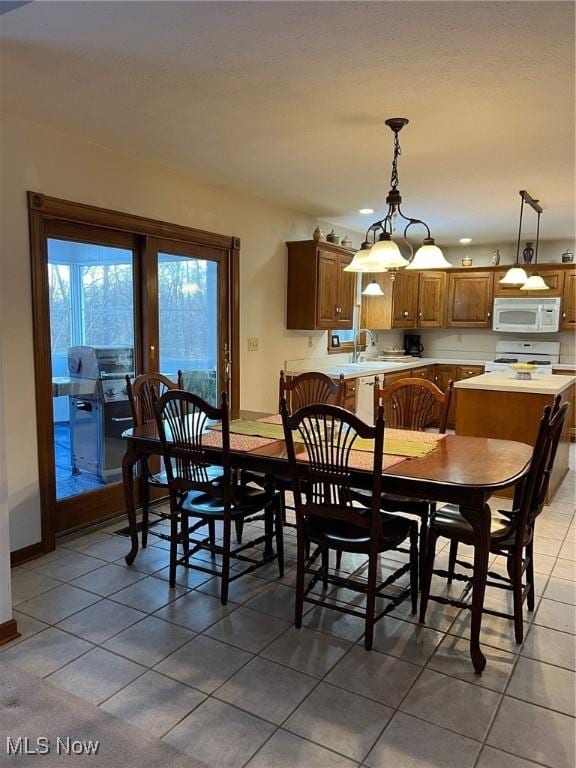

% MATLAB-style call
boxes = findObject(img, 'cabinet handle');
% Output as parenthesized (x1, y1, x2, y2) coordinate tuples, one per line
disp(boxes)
(487, 312, 491, 318)
(403, 310, 409, 317)
(563, 312, 566, 319)
(419, 311, 422, 318)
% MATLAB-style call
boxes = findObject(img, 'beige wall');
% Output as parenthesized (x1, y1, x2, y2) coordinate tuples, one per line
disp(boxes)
(0, 113, 354, 551)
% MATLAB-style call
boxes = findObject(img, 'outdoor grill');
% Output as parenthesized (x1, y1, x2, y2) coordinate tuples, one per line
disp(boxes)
(67, 345, 134, 482)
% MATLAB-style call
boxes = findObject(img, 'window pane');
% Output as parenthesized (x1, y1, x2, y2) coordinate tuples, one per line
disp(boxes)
(158, 253, 218, 404)
(48, 238, 135, 500)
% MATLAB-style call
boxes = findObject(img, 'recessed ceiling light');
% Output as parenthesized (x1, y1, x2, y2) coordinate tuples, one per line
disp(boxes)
(459, 237, 472, 244)
(358, 208, 374, 215)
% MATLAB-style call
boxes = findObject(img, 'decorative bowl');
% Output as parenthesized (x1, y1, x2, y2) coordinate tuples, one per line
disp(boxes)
(511, 363, 536, 380)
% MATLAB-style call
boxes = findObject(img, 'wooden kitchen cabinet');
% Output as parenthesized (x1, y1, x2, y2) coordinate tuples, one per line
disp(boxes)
(561, 271, 576, 330)
(340, 378, 357, 412)
(361, 270, 444, 329)
(417, 271, 447, 327)
(391, 271, 420, 328)
(286, 240, 355, 330)
(446, 271, 494, 328)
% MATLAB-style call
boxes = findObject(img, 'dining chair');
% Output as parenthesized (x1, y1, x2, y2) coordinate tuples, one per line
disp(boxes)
(154, 389, 284, 600)
(420, 396, 569, 646)
(281, 400, 418, 650)
(126, 371, 184, 548)
(347, 376, 453, 583)
(240, 370, 345, 530)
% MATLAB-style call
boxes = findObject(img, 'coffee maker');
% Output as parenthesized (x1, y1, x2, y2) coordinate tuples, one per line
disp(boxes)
(404, 334, 424, 357)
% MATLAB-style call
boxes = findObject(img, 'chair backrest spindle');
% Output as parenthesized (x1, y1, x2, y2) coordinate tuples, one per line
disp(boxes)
(279, 370, 345, 414)
(373, 376, 453, 433)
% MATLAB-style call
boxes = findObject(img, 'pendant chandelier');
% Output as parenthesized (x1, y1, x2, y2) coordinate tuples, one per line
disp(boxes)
(500, 190, 549, 290)
(347, 117, 451, 286)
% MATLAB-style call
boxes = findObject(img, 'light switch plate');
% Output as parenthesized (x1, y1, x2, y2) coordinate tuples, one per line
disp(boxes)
(247, 337, 259, 352)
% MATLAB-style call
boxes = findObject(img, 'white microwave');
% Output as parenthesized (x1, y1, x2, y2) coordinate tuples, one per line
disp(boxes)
(492, 297, 561, 333)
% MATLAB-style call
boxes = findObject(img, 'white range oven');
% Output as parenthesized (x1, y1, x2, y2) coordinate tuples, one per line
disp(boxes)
(485, 340, 560, 376)
(492, 297, 561, 333)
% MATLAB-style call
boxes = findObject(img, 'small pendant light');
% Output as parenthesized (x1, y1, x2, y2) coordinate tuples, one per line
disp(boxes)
(520, 273, 549, 291)
(362, 279, 385, 296)
(500, 190, 545, 287)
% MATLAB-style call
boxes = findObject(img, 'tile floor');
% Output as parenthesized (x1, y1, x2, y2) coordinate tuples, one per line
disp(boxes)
(3, 453, 575, 768)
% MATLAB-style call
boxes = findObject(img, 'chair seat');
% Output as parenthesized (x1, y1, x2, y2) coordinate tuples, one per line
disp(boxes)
(181, 483, 274, 518)
(431, 504, 516, 544)
(305, 512, 412, 552)
(147, 465, 223, 488)
(350, 488, 430, 517)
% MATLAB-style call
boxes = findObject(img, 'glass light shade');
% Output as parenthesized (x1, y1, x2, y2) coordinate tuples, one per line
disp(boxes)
(369, 238, 409, 269)
(520, 273, 550, 291)
(499, 267, 528, 285)
(362, 279, 384, 296)
(406, 243, 451, 270)
(344, 245, 389, 273)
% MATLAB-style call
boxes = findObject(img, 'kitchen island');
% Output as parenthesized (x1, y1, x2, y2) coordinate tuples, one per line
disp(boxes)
(455, 372, 575, 501)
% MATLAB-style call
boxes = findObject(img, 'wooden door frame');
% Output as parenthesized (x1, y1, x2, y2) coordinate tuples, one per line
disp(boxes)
(28, 192, 240, 553)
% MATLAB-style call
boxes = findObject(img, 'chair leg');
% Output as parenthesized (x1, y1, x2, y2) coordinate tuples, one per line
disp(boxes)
(181, 512, 190, 564)
(208, 520, 216, 556)
(364, 550, 378, 651)
(418, 510, 428, 589)
(169, 512, 179, 589)
(321, 547, 329, 589)
(234, 518, 244, 544)
(410, 523, 419, 615)
(419, 529, 439, 624)
(140, 472, 150, 549)
(264, 504, 274, 559)
(274, 497, 285, 578)
(448, 540, 458, 585)
(335, 550, 343, 570)
(512, 549, 525, 644)
(280, 489, 287, 525)
(220, 518, 231, 605)
(526, 540, 535, 611)
(294, 529, 306, 628)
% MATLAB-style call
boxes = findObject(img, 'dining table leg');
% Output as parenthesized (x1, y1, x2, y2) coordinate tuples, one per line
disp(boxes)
(459, 501, 491, 674)
(122, 439, 140, 565)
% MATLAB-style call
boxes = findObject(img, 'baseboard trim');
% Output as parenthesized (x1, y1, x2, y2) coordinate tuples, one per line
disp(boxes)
(10, 541, 46, 567)
(0, 618, 19, 647)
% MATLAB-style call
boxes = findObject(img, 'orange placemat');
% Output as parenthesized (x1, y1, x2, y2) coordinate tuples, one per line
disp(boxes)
(202, 431, 278, 453)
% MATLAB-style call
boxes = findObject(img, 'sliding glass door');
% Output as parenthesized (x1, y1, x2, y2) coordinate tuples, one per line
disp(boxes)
(31, 197, 238, 540)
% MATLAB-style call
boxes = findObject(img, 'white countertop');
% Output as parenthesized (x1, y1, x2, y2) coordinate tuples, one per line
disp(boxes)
(454, 372, 576, 395)
(285, 356, 576, 381)
(284, 357, 486, 380)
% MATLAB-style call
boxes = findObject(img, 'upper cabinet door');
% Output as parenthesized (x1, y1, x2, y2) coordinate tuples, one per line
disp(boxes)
(391, 271, 419, 328)
(446, 271, 494, 328)
(316, 250, 339, 328)
(561, 272, 576, 329)
(418, 271, 446, 327)
(336, 253, 355, 326)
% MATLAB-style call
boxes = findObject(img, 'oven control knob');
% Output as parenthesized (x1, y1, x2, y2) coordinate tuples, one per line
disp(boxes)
(107, 387, 118, 397)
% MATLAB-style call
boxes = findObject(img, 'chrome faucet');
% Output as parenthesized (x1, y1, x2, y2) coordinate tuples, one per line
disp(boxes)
(353, 328, 376, 364)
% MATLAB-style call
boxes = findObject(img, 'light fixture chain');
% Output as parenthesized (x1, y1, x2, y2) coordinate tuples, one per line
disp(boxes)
(390, 130, 402, 191)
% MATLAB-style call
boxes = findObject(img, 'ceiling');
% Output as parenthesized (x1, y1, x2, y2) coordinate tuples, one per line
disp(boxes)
(1, 1, 574, 243)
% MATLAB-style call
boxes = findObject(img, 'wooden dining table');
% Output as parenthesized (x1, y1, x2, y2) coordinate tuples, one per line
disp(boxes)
(121, 419, 533, 673)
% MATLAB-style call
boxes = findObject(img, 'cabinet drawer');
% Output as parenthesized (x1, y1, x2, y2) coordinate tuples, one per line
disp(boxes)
(457, 365, 484, 380)
(410, 366, 431, 380)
